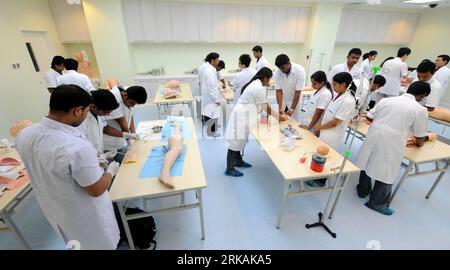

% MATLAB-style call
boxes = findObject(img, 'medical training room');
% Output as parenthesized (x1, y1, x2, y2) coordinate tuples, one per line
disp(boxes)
(1, 0, 450, 252)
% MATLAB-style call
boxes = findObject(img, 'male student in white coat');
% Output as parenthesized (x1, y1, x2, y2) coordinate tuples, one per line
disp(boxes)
(274, 54, 306, 122)
(375, 47, 411, 103)
(56, 58, 95, 93)
(328, 48, 363, 82)
(15, 85, 121, 249)
(232, 54, 256, 104)
(434, 54, 450, 95)
(216, 60, 227, 89)
(414, 61, 443, 112)
(252, 45, 270, 71)
(44, 55, 65, 94)
(199, 52, 221, 137)
(103, 85, 147, 163)
(356, 81, 430, 216)
(77, 89, 119, 166)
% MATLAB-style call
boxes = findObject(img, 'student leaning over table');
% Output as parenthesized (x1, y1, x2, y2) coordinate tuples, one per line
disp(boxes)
(356, 81, 431, 216)
(225, 67, 289, 177)
(306, 72, 357, 188)
(15, 85, 121, 249)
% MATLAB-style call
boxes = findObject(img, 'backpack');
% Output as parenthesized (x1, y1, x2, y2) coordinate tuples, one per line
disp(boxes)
(114, 204, 157, 250)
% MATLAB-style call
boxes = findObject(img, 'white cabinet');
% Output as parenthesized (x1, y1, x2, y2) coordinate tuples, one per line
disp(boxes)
(123, 0, 310, 43)
(336, 9, 420, 44)
(49, 0, 91, 42)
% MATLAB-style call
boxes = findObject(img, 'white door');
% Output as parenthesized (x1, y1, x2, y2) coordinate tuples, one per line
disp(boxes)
(21, 31, 54, 90)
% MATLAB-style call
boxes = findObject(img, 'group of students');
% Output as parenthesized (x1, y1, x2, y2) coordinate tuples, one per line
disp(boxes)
(15, 57, 149, 249)
(217, 45, 449, 216)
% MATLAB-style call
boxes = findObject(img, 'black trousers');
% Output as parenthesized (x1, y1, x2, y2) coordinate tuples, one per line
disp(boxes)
(202, 115, 217, 134)
(226, 149, 243, 172)
(357, 170, 392, 210)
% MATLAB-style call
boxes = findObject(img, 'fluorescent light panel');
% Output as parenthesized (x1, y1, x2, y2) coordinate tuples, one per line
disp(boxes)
(403, 0, 441, 3)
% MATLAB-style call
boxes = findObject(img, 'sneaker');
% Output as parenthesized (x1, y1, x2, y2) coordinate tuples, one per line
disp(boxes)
(364, 202, 395, 216)
(224, 169, 244, 177)
(305, 180, 326, 188)
(236, 160, 252, 168)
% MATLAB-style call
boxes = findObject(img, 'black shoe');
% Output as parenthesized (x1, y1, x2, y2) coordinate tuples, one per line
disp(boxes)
(236, 160, 252, 168)
(356, 184, 368, 198)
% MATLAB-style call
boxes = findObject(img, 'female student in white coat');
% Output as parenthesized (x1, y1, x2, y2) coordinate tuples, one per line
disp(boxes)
(225, 67, 288, 177)
(307, 72, 356, 187)
(299, 71, 333, 134)
(361, 50, 378, 79)
(356, 81, 430, 215)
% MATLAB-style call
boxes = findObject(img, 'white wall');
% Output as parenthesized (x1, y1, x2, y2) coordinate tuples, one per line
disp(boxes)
(0, 0, 66, 139)
(409, 7, 450, 105)
(63, 43, 101, 79)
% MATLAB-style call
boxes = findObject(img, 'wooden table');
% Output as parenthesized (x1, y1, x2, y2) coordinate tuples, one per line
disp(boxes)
(109, 118, 207, 249)
(250, 117, 360, 228)
(0, 149, 32, 249)
(220, 87, 234, 104)
(347, 120, 450, 206)
(153, 83, 195, 119)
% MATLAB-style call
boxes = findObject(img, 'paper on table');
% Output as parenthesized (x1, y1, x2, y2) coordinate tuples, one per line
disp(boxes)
(139, 145, 187, 179)
(136, 122, 163, 141)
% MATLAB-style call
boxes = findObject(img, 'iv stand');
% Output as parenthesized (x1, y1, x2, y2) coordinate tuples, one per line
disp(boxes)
(305, 67, 380, 238)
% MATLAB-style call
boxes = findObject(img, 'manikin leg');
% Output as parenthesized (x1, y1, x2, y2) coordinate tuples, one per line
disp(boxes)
(158, 121, 183, 189)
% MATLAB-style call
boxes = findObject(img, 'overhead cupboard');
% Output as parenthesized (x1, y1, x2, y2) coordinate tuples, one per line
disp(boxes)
(122, 0, 311, 43)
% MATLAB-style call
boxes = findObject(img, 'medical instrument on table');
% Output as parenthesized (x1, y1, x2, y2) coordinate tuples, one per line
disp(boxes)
(279, 137, 297, 151)
(152, 125, 163, 133)
(280, 124, 302, 139)
(310, 154, 327, 172)
(306, 66, 381, 238)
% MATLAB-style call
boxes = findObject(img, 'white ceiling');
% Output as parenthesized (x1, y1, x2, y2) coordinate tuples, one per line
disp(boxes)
(274, 0, 450, 9)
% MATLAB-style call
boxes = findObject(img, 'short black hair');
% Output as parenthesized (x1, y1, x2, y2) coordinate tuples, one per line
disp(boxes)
(50, 85, 92, 113)
(369, 50, 378, 56)
(438, 54, 450, 65)
(372, 75, 386, 87)
(252, 45, 263, 53)
(239, 54, 251, 67)
(125, 86, 147, 104)
(51, 56, 65, 68)
(397, 47, 411, 58)
(348, 48, 362, 56)
(417, 61, 436, 74)
(407, 81, 431, 96)
(91, 89, 119, 110)
(63, 58, 78, 71)
(218, 60, 225, 69)
(205, 52, 219, 63)
(275, 54, 290, 67)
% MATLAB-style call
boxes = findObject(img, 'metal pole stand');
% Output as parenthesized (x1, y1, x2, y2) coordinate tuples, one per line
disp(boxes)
(305, 212, 337, 238)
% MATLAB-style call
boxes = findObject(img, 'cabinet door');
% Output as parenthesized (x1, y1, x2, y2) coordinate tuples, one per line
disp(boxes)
(250, 6, 263, 42)
(212, 3, 227, 42)
(170, 2, 186, 42)
(155, 1, 172, 42)
(184, 2, 200, 42)
(237, 5, 252, 42)
(261, 6, 275, 42)
(273, 6, 289, 43)
(140, 0, 158, 42)
(198, 3, 212, 42)
(225, 4, 239, 42)
(295, 7, 310, 43)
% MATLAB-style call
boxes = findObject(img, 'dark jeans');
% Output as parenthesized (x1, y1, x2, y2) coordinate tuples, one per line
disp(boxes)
(226, 149, 243, 172)
(357, 170, 392, 210)
(202, 115, 217, 134)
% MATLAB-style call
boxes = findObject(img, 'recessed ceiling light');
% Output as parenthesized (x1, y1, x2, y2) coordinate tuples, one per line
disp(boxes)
(403, 0, 441, 3)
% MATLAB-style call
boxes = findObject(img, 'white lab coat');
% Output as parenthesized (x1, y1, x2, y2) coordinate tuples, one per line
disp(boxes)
(356, 94, 428, 184)
(361, 58, 373, 79)
(56, 70, 95, 92)
(226, 80, 266, 151)
(328, 62, 363, 83)
(44, 68, 61, 89)
(274, 62, 306, 121)
(103, 86, 130, 151)
(434, 65, 450, 94)
(301, 86, 333, 131)
(15, 117, 120, 250)
(77, 111, 107, 156)
(199, 62, 221, 119)
(377, 57, 408, 96)
(319, 91, 356, 151)
(232, 67, 257, 104)
(414, 76, 444, 108)
(353, 78, 371, 110)
(255, 55, 269, 71)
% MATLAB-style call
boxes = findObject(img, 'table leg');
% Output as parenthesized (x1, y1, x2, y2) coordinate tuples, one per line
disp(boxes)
(329, 175, 349, 219)
(197, 189, 205, 240)
(180, 191, 185, 205)
(117, 201, 135, 250)
(1, 210, 31, 250)
(426, 161, 449, 199)
(276, 182, 290, 229)
(345, 128, 351, 144)
(157, 104, 161, 119)
(388, 162, 414, 207)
